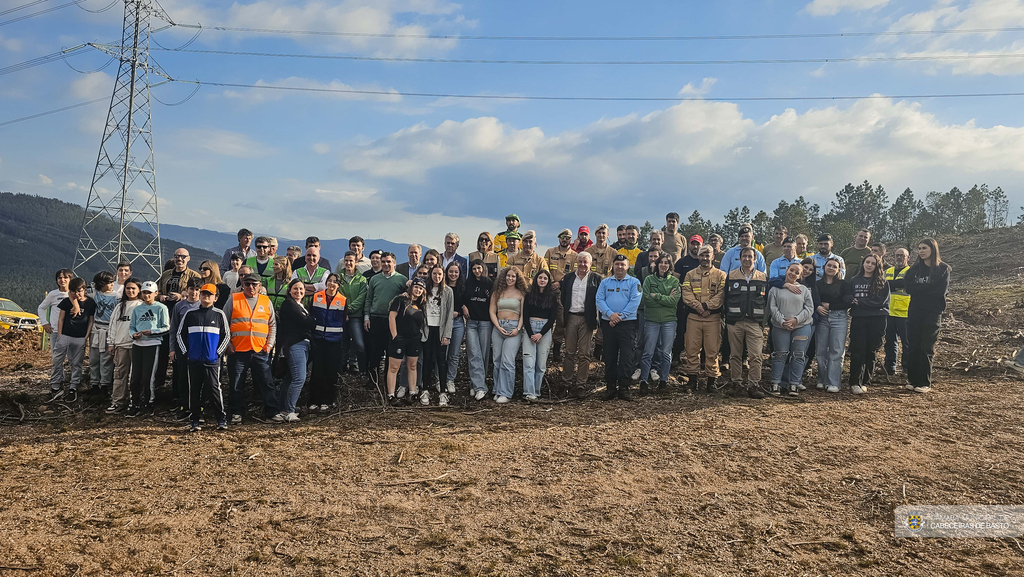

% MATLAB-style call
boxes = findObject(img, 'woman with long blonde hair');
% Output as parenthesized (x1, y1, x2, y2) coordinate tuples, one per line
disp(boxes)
(488, 266, 526, 403)
(197, 260, 231, 309)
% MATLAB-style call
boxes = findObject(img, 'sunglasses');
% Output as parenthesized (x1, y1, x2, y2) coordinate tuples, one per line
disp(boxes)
(256, 245, 269, 249)
(243, 281, 260, 286)
(173, 254, 188, 259)
(199, 267, 211, 272)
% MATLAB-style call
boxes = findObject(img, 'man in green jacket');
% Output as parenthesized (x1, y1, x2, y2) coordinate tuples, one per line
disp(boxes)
(339, 251, 368, 376)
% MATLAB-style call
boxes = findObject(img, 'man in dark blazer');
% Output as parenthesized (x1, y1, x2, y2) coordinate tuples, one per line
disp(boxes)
(559, 251, 603, 397)
(441, 233, 469, 278)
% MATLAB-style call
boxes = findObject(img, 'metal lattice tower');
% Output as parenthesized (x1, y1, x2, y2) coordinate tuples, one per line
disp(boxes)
(73, 0, 173, 277)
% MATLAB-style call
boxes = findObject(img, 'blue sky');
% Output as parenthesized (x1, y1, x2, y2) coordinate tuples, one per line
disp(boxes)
(2, 0, 1024, 250)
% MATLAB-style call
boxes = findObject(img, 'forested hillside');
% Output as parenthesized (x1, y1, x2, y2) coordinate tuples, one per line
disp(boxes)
(0, 192, 217, 311)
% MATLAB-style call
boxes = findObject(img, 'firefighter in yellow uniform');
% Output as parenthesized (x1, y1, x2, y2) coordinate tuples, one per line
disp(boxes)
(508, 230, 548, 287)
(493, 213, 521, 255)
(681, 245, 727, 394)
(616, 224, 642, 274)
(544, 228, 578, 363)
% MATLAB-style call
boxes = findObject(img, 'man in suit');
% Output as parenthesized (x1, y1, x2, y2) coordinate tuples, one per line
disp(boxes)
(441, 232, 468, 278)
(560, 251, 603, 398)
(395, 244, 422, 278)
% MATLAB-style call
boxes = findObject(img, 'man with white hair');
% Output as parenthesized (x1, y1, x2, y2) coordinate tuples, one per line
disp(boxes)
(559, 251, 602, 397)
(441, 232, 468, 277)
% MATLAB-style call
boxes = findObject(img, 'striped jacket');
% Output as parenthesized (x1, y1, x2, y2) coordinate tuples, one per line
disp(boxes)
(176, 305, 230, 364)
(311, 290, 347, 342)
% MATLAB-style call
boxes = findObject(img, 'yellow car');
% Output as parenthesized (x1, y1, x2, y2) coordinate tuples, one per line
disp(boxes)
(0, 298, 42, 331)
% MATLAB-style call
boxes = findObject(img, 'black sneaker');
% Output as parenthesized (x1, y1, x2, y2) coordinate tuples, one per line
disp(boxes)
(216, 420, 228, 431)
(617, 387, 635, 402)
(638, 381, 649, 396)
(189, 422, 201, 432)
(67, 389, 78, 402)
(787, 384, 799, 397)
(600, 386, 617, 401)
(174, 408, 190, 422)
(48, 389, 64, 402)
(769, 384, 782, 397)
(125, 405, 141, 418)
(388, 394, 403, 407)
(143, 404, 155, 416)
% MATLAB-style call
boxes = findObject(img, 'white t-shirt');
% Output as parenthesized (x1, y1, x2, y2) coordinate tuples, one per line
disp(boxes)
(426, 288, 442, 327)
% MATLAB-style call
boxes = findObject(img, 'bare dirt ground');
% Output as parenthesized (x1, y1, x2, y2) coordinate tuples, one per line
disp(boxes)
(1, 229, 1023, 576)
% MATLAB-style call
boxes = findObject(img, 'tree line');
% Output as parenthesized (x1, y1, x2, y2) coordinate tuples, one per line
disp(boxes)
(637, 181, 1012, 250)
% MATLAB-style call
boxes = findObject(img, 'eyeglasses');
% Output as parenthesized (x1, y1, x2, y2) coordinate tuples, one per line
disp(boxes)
(173, 254, 188, 259)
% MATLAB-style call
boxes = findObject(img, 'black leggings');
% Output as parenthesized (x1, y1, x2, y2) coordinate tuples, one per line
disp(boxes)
(309, 339, 342, 405)
(422, 325, 449, 390)
(129, 345, 159, 407)
(848, 316, 886, 388)
(905, 311, 941, 389)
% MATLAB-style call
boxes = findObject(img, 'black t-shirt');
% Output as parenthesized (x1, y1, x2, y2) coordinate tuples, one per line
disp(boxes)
(166, 270, 185, 294)
(363, 269, 381, 281)
(57, 297, 96, 338)
(389, 296, 424, 340)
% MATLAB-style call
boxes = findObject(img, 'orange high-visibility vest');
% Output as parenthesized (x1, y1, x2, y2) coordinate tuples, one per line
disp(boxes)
(230, 292, 273, 352)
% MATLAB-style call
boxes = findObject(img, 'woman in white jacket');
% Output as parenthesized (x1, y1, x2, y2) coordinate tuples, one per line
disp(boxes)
(105, 278, 142, 413)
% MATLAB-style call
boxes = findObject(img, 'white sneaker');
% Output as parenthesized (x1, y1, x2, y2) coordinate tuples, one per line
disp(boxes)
(396, 386, 407, 399)
(495, 395, 510, 404)
(826, 385, 839, 393)
(473, 390, 486, 401)
(285, 412, 300, 422)
(438, 393, 449, 407)
(320, 404, 331, 412)
(860, 385, 868, 393)
(524, 394, 538, 401)
(420, 390, 430, 406)
(446, 381, 456, 394)
(308, 405, 318, 412)
(904, 384, 915, 391)
(796, 384, 807, 391)
(271, 413, 285, 423)
(631, 369, 641, 381)
(649, 369, 659, 383)
(913, 386, 932, 393)
(851, 385, 865, 395)
(816, 383, 826, 390)
(230, 414, 242, 425)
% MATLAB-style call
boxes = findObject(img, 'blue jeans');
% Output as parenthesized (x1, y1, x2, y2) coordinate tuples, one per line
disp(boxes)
(815, 310, 848, 389)
(640, 320, 676, 381)
(342, 318, 366, 374)
(770, 324, 814, 386)
(491, 319, 522, 398)
(521, 319, 552, 397)
(281, 340, 309, 413)
(446, 316, 466, 383)
(465, 319, 491, 393)
(228, 350, 279, 417)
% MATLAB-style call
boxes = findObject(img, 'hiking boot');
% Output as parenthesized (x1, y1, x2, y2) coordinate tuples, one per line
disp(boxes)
(746, 385, 766, 399)
(617, 382, 634, 401)
(705, 377, 717, 394)
(639, 381, 649, 396)
(728, 383, 744, 398)
(656, 380, 668, 393)
(600, 386, 618, 401)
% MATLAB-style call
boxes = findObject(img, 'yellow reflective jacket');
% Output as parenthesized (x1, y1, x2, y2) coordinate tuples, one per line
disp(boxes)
(885, 266, 910, 318)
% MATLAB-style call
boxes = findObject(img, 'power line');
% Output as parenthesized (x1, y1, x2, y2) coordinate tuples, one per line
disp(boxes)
(0, 43, 93, 75)
(0, 97, 106, 127)
(0, 0, 81, 27)
(0, 0, 52, 18)
(166, 22, 1024, 41)
(174, 79, 1024, 102)
(148, 46, 1024, 66)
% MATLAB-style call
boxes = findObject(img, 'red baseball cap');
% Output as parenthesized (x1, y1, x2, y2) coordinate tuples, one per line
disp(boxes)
(578, 226, 590, 235)
(689, 234, 704, 244)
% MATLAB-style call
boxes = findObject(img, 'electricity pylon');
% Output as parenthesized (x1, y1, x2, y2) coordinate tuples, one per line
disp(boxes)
(73, 0, 173, 277)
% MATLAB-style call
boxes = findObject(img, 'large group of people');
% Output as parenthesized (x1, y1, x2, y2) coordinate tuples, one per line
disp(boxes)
(37, 213, 952, 432)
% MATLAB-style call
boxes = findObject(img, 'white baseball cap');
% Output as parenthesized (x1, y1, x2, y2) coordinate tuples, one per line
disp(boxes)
(140, 281, 158, 293)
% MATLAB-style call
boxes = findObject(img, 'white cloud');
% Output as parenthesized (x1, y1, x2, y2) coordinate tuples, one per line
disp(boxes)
(312, 143, 330, 154)
(177, 129, 277, 158)
(678, 77, 718, 97)
(805, 0, 890, 16)
(222, 77, 402, 105)
(38, 174, 52, 185)
(156, 0, 466, 56)
(876, 0, 1024, 75)
(71, 72, 113, 99)
(0, 34, 22, 52)
(335, 98, 1024, 240)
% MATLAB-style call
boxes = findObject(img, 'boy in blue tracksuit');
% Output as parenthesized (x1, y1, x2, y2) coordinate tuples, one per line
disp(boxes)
(176, 284, 230, 432)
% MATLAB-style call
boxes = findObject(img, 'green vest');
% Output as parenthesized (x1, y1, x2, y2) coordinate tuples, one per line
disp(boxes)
(296, 266, 328, 306)
(245, 256, 275, 282)
(265, 276, 288, 312)
(884, 266, 910, 318)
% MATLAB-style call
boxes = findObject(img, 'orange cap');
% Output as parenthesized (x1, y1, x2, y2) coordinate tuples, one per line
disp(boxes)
(200, 284, 217, 294)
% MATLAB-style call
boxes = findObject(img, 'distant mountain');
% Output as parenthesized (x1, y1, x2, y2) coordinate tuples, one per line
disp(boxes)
(0, 192, 218, 310)
(160, 224, 419, 267)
